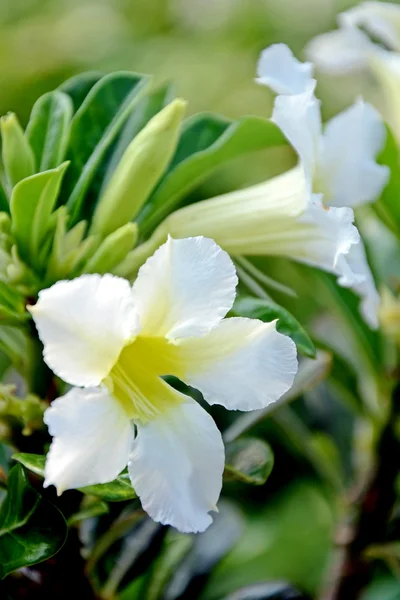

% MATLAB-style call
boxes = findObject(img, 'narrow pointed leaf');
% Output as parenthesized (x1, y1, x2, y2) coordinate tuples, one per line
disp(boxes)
(26, 91, 73, 171)
(1, 113, 35, 188)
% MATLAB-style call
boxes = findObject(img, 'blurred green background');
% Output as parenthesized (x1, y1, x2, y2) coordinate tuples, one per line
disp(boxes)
(1, 0, 393, 126)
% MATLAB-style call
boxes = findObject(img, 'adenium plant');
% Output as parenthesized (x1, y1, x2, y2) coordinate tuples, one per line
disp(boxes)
(0, 27, 399, 600)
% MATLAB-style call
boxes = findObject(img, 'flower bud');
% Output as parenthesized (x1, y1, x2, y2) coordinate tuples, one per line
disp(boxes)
(91, 99, 187, 237)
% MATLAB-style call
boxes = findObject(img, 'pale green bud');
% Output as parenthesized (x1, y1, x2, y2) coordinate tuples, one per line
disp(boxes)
(1, 113, 35, 189)
(91, 99, 187, 238)
(83, 222, 138, 274)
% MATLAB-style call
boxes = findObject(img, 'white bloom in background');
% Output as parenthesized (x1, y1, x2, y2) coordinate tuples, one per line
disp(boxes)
(256, 43, 389, 328)
(29, 236, 297, 533)
(305, 2, 400, 140)
(306, 1, 400, 74)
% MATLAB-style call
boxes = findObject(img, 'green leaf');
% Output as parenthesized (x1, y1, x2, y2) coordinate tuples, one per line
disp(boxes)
(59, 71, 104, 112)
(26, 91, 73, 171)
(81, 474, 136, 502)
(1, 113, 35, 189)
(374, 125, 400, 238)
(101, 83, 175, 195)
(0, 464, 67, 578)
(10, 163, 69, 268)
(0, 282, 29, 326)
(44, 209, 98, 284)
(62, 72, 151, 223)
(139, 114, 287, 234)
(12, 454, 137, 502)
(82, 222, 138, 274)
(232, 295, 316, 358)
(224, 438, 274, 485)
(68, 498, 109, 525)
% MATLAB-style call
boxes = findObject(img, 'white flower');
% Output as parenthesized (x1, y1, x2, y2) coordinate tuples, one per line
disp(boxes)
(29, 236, 297, 533)
(305, 2, 400, 140)
(306, 2, 400, 74)
(255, 43, 389, 328)
(257, 44, 389, 209)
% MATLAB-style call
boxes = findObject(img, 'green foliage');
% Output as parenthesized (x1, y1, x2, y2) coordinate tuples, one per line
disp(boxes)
(0, 464, 67, 578)
(12, 454, 137, 501)
(1, 113, 35, 191)
(10, 162, 68, 268)
(62, 72, 151, 223)
(375, 126, 400, 239)
(224, 437, 274, 485)
(233, 296, 316, 358)
(139, 114, 288, 235)
(0, 385, 46, 435)
(25, 91, 73, 171)
(91, 99, 186, 236)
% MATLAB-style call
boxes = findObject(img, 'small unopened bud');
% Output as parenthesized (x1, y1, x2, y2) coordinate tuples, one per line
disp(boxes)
(1, 113, 35, 189)
(91, 99, 187, 237)
(83, 222, 138, 274)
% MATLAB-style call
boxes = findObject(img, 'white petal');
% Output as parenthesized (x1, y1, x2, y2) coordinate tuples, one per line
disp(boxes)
(29, 274, 139, 387)
(256, 43, 314, 95)
(44, 386, 132, 494)
(129, 399, 224, 533)
(180, 317, 298, 411)
(337, 239, 380, 329)
(339, 2, 400, 52)
(272, 88, 322, 187)
(305, 28, 374, 74)
(318, 100, 389, 208)
(132, 236, 238, 339)
(299, 195, 360, 276)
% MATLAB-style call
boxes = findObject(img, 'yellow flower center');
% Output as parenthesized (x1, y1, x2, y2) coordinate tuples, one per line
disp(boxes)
(105, 336, 185, 423)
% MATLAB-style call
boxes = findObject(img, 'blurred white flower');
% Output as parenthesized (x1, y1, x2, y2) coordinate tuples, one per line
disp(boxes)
(29, 236, 297, 533)
(306, 2, 400, 140)
(255, 43, 389, 328)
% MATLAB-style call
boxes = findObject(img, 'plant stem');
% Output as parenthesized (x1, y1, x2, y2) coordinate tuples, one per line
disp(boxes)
(321, 384, 400, 599)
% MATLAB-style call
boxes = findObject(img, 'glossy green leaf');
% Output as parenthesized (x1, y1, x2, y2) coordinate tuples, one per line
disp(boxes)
(374, 126, 400, 238)
(81, 474, 136, 502)
(232, 296, 316, 358)
(26, 91, 73, 171)
(139, 114, 288, 234)
(224, 438, 274, 485)
(1, 113, 35, 189)
(0, 464, 67, 578)
(10, 163, 69, 267)
(12, 454, 137, 502)
(59, 71, 104, 113)
(62, 72, 151, 223)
